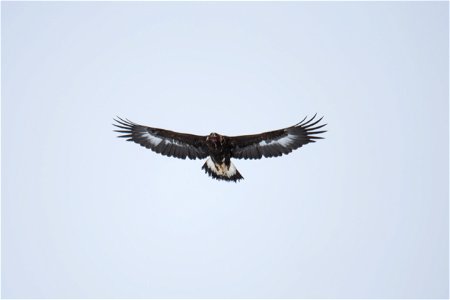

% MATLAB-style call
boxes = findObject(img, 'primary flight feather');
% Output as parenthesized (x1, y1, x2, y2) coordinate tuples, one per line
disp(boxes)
(113, 115, 326, 182)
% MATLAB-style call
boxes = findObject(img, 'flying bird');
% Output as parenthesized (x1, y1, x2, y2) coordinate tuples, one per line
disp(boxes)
(113, 115, 326, 182)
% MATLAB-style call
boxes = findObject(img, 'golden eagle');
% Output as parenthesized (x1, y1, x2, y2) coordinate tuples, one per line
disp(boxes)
(113, 115, 326, 182)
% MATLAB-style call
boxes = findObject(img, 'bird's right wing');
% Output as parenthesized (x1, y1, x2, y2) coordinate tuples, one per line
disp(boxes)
(113, 117, 209, 160)
(229, 115, 326, 160)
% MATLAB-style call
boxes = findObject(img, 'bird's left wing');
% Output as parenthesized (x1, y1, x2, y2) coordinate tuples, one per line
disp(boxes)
(229, 115, 326, 160)
(113, 117, 209, 160)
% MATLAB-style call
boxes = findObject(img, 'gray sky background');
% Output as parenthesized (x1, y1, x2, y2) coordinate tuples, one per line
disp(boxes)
(2, 2, 448, 298)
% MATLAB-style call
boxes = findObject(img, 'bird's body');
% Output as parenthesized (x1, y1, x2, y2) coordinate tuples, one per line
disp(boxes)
(203, 133, 243, 181)
(113, 115, 326, 182)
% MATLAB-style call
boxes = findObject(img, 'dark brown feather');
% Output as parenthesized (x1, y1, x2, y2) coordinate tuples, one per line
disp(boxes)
(113, 117, 208, 160)
(229, 114, 326, 160)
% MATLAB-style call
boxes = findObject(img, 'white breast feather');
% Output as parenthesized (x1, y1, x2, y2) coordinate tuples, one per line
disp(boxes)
(206, 157, 216, 171)
(227, 162, 237, 176)
(205, 158, 237, 177)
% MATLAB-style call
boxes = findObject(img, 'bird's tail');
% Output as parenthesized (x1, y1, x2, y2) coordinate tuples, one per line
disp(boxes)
(202, 158, 244, 182)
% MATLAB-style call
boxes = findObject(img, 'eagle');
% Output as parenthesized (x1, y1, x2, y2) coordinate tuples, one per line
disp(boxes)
(113, 115, 326, 182)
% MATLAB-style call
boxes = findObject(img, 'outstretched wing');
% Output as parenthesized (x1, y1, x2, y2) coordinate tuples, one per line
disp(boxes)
(113, 117, 209, 160)
(229, 115, 326, 160)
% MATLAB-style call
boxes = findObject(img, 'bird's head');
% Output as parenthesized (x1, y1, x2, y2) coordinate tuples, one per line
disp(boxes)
(207, 132, 219, 140)
(206, 132, 223, 148)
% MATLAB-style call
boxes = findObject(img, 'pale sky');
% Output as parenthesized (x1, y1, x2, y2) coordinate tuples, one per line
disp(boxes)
(2, 2, 448, 298)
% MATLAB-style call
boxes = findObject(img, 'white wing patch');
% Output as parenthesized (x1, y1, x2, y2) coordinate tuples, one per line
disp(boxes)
(165, 139, 183, 146)
(259, 133, 295, 147)
(143, 132, 184, 147)
(142, 132, 163, 146)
